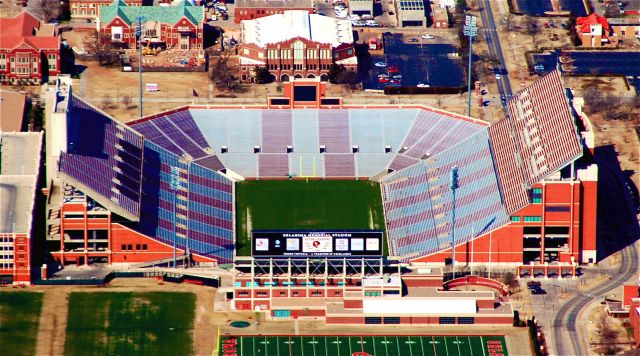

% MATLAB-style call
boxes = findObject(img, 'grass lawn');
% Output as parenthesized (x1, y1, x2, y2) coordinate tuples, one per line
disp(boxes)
(235, 180, 386, 256)
(0, 292, 43, 356)
(219, 335, 509, 356)
(65, 292, 195, 356)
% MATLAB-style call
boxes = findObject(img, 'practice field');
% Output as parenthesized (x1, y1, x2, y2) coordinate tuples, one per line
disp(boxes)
(218, 335, 508, 356)
(0, 292, 43, 356)
(64, 292, 195, 356)
(235, 180, 386, 256)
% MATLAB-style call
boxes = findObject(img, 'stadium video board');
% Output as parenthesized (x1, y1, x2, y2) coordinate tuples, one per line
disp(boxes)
(251, 231, 383, 257)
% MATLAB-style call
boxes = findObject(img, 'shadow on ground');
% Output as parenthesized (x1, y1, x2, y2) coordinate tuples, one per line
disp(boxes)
(593, 145, 640, 262)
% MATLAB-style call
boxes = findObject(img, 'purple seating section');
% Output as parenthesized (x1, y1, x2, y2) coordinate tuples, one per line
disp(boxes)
(324, 154, 356, 177)
(258, 154, 289, 177)
(262, 110, 292, 153)
(60, 97, 143, 217)
(318, 110, 351, 153)
(194, 155, 226, 172)
(131, 110, 211, 160)
(137, 108, 488, 179)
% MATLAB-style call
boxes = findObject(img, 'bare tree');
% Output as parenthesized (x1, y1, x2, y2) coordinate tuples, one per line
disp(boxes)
(38, 0, 61, 22)
(597, 311, 618, 355)
(83, 31, 120, 66)
(102, 95, 113, 110)
(524, 16, 540, 47)
(209, 50, 242, 92)
(121, 94, 132, 109)
(602, 93, 623, 120)
(502, 272, 518, 292)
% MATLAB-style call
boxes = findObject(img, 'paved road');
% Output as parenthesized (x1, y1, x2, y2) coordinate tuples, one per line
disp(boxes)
(551, 154, 640, 355)
(551, 243, 638, 355)
(478, 0, 513, 107)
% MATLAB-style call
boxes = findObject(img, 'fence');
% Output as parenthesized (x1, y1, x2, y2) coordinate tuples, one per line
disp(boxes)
(122, 65, 207, 73)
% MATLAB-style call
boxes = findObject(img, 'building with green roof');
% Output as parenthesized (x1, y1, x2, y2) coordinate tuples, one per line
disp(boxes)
(98, 0, 205, 50)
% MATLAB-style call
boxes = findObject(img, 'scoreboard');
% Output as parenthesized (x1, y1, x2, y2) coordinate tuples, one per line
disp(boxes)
(251, 231, 383, 257)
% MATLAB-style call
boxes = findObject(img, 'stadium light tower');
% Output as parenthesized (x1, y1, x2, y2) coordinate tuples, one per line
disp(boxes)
(169, 166, 181, 268)
(464, 15, 478, 117)
(449, 165, 459, 279)
(136, 16, 145, 118)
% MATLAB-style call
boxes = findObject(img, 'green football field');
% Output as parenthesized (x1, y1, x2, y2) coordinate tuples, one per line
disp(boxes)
(0, 292, 43, 356)
(64, 292, 195, 356)
(218, 335, 508, 356)
(235, 180, 386, 256)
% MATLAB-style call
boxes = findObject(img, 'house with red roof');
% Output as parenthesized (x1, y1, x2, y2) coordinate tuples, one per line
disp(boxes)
(0, 11, 61, 85)
(576, 13, 620, 47)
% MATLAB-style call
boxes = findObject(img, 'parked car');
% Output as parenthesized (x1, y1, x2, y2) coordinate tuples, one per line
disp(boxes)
(365, 20, 378, 27)
(417, 83, 430, 88)
(526, 281, 541, 290)
(349, 14, 360, 21)
(530, 287, 546, 295)
(408, 38, 419, 43)
(387, 65, 400, 73)
(378, 77, 390, 84)
(374, 61, 387, 67)
(421, 34, 434, 39)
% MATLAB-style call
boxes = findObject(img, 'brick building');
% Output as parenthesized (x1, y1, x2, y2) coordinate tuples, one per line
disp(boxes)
(233, 0, 314, 24)
(70, 0, 142, 19)
(98, 0, 205, 50)
(0, 11, 60, 85)
(0, 132, 43, 284)
(233, 260, 514, 325)
(609, 17, 640, 43)
(576, 13, 619, 47)
(431, 6, 449, 28)
(240, 10, 356, 82)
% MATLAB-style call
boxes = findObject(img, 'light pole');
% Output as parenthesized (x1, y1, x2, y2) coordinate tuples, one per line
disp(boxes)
(136, 16, 145, 118)
(169, 166, 180, 268)
(449, 165, 459, 279)
(464, 15, 478, 117)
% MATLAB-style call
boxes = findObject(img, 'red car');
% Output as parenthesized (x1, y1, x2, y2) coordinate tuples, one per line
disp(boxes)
(388, 65, 400, 74)
(378, 77, 390, 84)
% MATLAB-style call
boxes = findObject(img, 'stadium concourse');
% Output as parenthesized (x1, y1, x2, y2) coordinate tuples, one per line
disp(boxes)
(38, 71, 596, 284)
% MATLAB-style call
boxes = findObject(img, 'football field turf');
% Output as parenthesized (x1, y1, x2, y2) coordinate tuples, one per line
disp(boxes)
(235, 180, 386, 256)
(218, 335, 508, 356)
(64, 292, 195, 356)
(0, 292, 43, 356)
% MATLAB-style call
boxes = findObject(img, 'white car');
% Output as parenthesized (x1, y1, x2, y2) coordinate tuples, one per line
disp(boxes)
(495, 74, 501, 80)
(417, 83, 430, 88)
(421, 34, 435, 39)
(374, 61, 387, 67)
(349, 14, 360, 21)
(365, 20, 378, 27)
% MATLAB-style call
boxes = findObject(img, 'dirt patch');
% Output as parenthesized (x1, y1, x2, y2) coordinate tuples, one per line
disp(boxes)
(35, 288, 70, 356)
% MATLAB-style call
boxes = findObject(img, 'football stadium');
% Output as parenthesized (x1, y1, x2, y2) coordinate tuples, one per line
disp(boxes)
(31, 72, 596, 327)
(43, 71, 593, 269)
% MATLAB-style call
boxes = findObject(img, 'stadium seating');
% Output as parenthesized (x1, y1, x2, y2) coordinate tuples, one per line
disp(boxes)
(59, 97, 144, 218)
(382, 130, 509, 259)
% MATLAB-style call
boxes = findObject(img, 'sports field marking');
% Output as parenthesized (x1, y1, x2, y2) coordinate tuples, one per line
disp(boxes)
(219, 335, 507, 356)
